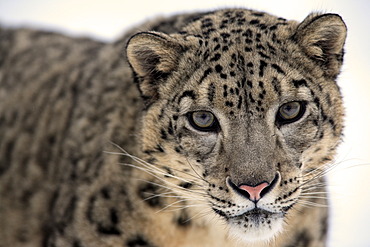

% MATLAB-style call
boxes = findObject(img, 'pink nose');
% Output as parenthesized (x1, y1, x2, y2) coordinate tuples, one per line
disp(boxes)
(239, 182, 269, 201)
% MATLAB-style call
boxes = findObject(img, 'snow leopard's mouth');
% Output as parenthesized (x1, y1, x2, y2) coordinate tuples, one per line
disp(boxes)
(229, 208, 284, 223)
(212, 206, 286, 241)
(213, 207, 284, 221)
(221, 208, 286, 242)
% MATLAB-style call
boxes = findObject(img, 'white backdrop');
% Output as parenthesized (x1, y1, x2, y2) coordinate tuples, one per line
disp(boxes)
(1, 0, 369, 246)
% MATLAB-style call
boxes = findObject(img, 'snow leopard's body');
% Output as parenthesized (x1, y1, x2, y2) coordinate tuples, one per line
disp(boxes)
(0, 8, 346, 247)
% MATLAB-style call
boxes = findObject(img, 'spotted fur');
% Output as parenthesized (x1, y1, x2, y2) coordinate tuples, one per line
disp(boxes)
(0, 8, 346, 247)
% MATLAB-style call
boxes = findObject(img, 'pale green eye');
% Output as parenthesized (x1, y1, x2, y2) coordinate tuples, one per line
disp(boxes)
(276, 101, 306, 125)
(188, 111, 219, 131)
(279, 102, 301, 120)
(192, 111, 214, 127)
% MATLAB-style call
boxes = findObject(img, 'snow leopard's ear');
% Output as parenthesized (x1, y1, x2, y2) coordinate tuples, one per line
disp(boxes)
(126, 32, 183, 104)
(292, 13, 347, 79)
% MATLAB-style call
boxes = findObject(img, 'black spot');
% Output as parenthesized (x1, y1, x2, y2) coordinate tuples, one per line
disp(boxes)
(249, 93, 256, 103)
(203, 49, 210, 60)
(256, 44, 265, 50)
(271, 77, 281, 96)
(215, 64, 223, 73)
(244, 47, 252, 52)
(127, 235, 155, 247)
(97, 211, 121, 235)
(167, 123, 174, 135)
(162, 166, 173, 177)
(174, 146, 181, 153)
(220, 33, 231, 39)
(250, 19, 260, 25)
(223, 84, 228, 97)
(201, 22, 213, 29)
(292, 79, 308, 88)
(237, 96, 243, 109)
(287, 229, 312, 247)
(231, 53, 237, 61)
(258, 52, 270, 59)
(178, 90, 196, 103)
(236, 19, 245, 25)
(267, 43, 276, 52)
(241, 77, 246, 88)
(100, 187, 111, 199)
(110, 208, 119, 224)
(258, 60, 267, 77)
(179, 182, 193, 189)
(176, 210, 191, 227)
(247, 80, 253, 88)
(138, 182, 162, 207)
(73, 240, 83, 247)
(269, 25, 278, 31)
(212, 208, 228, 218)
(160, 129, 167, 140)
(257, 23, 268, 30)
(320, 216, 328, 240)
(199, 68, 213, 83)
(210, 53, 221, 61)
(208, 83, 216, 102)
(155, 145, 164, 153)
(220, 73, 227, 79)
(242, 29, 252, 37)
(225, 101, 234, 107)
(245, 38, 253, 44)
(252, 12, 265, 17)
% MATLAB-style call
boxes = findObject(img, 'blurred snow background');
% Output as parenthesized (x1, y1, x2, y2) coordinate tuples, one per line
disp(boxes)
(1, 0, 369, 246)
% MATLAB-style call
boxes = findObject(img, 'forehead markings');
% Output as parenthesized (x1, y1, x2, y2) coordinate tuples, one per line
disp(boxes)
(181, 12, 296, 117)
(177, 90, 196, 104)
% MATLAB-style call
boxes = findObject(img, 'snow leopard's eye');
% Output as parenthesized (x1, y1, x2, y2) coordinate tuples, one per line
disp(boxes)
(276, 101, 306, 125)
(188, 111, 219, 132)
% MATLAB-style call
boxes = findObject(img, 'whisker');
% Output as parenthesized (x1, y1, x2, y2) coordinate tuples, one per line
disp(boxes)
(300, 191, 329, 195)
(134, 178, 208, 198)
(298, 195, 327, 200)
(296, 200, 328, 208)
(121, 163, 205, 194)
(155, 199, 190, 213)
(181, 208, 213, 223)
(106, 142, 206, 184)
(164, 204, 209, 212)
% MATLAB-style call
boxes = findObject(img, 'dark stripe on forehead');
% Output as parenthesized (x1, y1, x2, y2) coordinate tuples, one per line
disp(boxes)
(178, 90, 196, 103)
(199, 67, 213, 84)
(271, 77, 281, 96)
(292, 79, 308, 88)
(259, 60, 267, 77)
(271, 64, 285, 75)
(208, 83, 216, 102)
